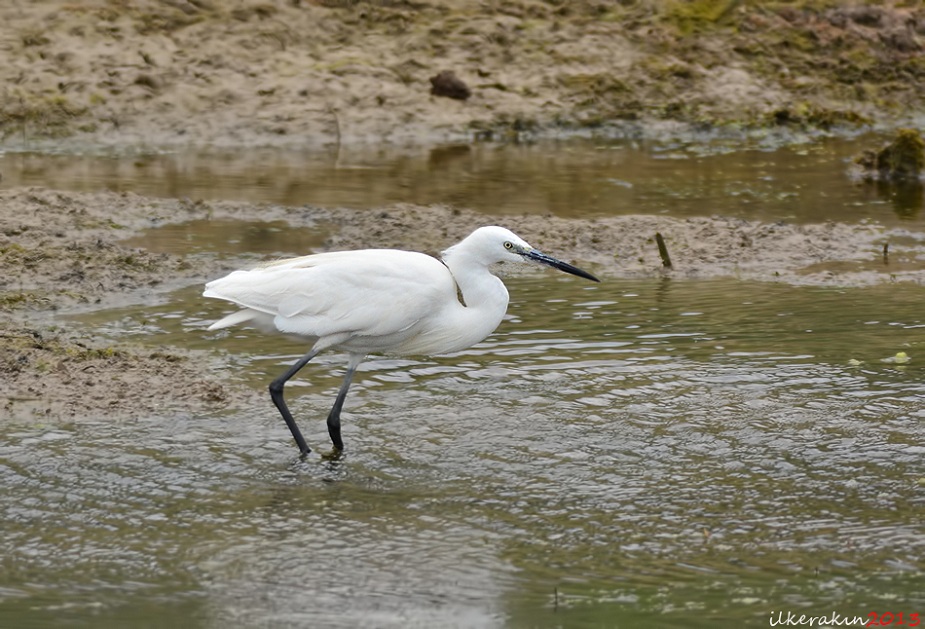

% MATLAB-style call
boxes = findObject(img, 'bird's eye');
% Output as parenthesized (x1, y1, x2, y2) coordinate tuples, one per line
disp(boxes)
(503, 241, 513, 250)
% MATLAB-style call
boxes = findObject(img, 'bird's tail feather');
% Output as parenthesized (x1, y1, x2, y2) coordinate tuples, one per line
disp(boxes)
(207, 309, 261, 331)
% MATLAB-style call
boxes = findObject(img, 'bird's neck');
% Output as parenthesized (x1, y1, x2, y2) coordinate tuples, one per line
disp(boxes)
(444, 250, 508, 307)
(442, 251, 509, 341)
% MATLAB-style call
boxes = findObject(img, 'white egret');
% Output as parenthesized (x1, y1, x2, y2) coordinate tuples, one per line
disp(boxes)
(204, 225, 599, 455)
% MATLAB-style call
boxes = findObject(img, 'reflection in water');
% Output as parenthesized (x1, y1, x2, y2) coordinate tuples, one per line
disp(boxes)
(877, 179, 924, 219)
(2, 276, 924, 627)
(2, 135, 925, 224)
(120, 219, 329, 257)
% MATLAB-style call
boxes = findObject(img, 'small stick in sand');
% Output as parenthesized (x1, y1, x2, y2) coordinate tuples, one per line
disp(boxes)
(655, 232, 673, 269)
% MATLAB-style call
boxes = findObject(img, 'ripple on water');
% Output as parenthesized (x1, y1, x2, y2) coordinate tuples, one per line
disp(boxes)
(3, 277, 925, 626)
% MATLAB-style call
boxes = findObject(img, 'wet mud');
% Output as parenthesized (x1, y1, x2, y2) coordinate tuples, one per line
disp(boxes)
(2, 187, 924, 420)
(1, 1, 924, 148)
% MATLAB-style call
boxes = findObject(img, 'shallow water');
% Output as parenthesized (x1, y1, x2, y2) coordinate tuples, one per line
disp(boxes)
(1, 135, 923, 225)
(2, 138, 925, 627)
(4, 273, 925, 628)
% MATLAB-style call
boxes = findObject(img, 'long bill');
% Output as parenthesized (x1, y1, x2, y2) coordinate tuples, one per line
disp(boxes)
(523, 249, 600, 282)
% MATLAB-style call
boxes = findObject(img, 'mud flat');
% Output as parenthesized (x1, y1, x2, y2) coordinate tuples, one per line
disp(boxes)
(1, 1, 923, 149)
(2, 187, 924, 420)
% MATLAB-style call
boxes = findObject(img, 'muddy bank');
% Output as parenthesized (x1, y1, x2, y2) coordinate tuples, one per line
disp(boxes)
(0, 326, 248, 420)
(1, 1, 923, 149)
(3, 187, 922, 314)
(2, 186, 925, 420)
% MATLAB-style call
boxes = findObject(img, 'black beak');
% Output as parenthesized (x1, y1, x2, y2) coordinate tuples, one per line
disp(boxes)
(523, 249, 600, 283)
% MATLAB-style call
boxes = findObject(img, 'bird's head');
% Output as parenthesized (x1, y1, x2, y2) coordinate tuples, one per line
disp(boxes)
(445, 226, 600, 282)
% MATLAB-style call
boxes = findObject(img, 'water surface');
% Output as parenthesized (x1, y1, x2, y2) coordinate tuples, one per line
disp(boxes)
(2, 138, 924, 628)
(3, 274, 924, 628)
(1, 135, 922, 224)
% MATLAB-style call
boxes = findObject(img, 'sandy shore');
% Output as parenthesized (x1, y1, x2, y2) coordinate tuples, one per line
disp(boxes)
(1, 1, 923, 149)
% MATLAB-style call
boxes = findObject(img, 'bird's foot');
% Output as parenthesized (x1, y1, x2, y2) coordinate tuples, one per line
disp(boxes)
(320, 446, 344, 462)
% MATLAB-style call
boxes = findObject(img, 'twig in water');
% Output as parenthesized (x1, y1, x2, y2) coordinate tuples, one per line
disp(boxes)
(883, 242, 889, 265)
(655, 232, 673, 269)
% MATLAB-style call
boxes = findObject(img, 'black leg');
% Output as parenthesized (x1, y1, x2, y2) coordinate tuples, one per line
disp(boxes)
(326, 356, 361, 451)
(269, 348, 320, 455)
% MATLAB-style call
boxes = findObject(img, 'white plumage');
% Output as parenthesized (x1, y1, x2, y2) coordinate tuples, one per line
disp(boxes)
(203, 225, 599, 456)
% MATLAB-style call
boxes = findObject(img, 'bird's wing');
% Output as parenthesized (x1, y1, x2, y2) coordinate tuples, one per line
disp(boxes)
(204, 250, 455, 339)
